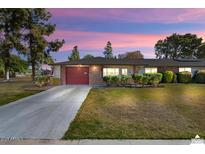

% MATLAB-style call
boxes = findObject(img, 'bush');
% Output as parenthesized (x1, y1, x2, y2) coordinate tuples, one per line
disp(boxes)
(50, 77, 60, 85)
(132, 74, 143, 84)
(145, 73, 163, 86)
(194, 70, 205, 83)
(34, 75, 51, 87)
(177, 71, 192, 83)
(103, 75, 131, 86)
(103, 76, 121, 86)
(110, 76, 120, 86)
(103, 76, 112, 86)
(34, 76, 60, 87)
(103, 73, 163, 87)
(142, 76, 149, 86)
(120, 75, 130, 86)
(173, 74, 178, 83)
(163, 71, 174, 83)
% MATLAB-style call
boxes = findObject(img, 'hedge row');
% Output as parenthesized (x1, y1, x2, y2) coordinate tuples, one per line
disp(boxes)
(103, 73, 163, 87)
(164, 70, 205, 83)
(102, 70, 205, 86)
(132, 73, 163, 87)
(102, 75, 130, 86)
(177, 71, 192, 83)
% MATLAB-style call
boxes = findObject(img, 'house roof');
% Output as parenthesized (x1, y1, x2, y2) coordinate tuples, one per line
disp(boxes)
(53, 57, 205, 67)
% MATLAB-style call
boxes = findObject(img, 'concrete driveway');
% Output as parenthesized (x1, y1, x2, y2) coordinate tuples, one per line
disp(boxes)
(0, 85, 91, 139)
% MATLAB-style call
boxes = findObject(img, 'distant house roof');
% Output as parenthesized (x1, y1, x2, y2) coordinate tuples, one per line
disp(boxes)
(53, 57, 205, 67)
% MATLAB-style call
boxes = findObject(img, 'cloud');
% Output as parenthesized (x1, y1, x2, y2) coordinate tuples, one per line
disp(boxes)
(48, 8, 205, 60)
(50, 30, 168, 52)
(49, 8, 205, 24)
(50, 29, 205, 52)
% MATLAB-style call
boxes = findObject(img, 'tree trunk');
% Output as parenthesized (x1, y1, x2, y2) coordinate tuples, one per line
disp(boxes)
(31, 61, 35, 81)
(4, 66, 9, 80)
(4, 58, 10, 81)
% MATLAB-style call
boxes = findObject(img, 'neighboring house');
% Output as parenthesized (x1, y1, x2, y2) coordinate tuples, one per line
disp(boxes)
(52, 57, 205, 86)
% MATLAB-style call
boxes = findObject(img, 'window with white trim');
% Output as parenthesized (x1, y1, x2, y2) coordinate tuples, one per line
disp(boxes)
(145, 67, 157, 73)
(179, 67, 191, 72)
(103, 68, 119, 76)
(121, 68, 128, 75)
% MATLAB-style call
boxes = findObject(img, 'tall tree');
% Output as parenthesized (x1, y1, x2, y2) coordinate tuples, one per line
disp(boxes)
(154, 39, 170, 59)
(68, 46, 80, 61)
(155, 33, 203, 59)
(9, 55, 28, 77)
(23, 9, 64, 81)
(0, 9, 27, 80)
(118, 51, 144, 59)
(83, 54, 94, 59)
(0, 55, 28, 78)
(196, 43, 205, 59)
(103, 41, 113, 58)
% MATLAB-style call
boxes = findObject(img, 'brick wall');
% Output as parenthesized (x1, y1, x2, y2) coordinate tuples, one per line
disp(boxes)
(60, 65, 66, 85)
(89, 65, 105, 86)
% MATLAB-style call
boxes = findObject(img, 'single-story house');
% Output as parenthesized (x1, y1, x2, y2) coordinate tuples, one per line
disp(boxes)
(52, 57, 205, 86)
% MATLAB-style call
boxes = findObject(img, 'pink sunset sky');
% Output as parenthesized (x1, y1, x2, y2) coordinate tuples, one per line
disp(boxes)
(48, 9, 205, 61)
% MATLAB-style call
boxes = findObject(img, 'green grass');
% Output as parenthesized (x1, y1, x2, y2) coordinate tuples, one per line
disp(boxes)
(0, 78, 44, 106)
(64, 84, 205, 139)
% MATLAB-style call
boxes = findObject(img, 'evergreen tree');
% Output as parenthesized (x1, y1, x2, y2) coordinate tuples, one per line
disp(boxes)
(0, 9, 27, 80)
(23, 9, 64, 81)
(68, 46, 80, 61)
(103, 41, 113, 58)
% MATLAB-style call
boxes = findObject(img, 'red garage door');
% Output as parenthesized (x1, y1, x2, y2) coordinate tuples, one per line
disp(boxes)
(66, 67, 89, 84)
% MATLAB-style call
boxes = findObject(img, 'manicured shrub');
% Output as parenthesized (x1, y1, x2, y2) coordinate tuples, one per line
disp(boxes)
(145, 73, 163, 86)
(142, 76, 149, 86)
(103, 73, 163, 87)
(172, 74, 178, 83)
(194, 70, 205, 83)
(103, 76, 121, 86)
(163, 71, 174, 83)
(144, 73, 162, 82)
(110, 76, 120, 86)
(103, 76, 112, 86)
(120, 75, 130, 86)
(132, 74, 143, 84)
(177, 71, 192, 83)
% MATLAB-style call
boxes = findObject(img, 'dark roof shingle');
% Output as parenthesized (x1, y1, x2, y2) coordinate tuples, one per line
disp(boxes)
(53, 57, 205, 67)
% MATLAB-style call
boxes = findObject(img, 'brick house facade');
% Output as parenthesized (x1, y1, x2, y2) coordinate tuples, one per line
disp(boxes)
(52, 57, 205, 85)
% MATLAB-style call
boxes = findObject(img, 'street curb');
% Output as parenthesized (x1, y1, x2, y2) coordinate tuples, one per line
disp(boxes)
(0, 139, 203, 145)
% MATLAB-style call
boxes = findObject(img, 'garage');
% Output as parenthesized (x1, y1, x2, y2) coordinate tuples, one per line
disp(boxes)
(66, 67, 89, 84)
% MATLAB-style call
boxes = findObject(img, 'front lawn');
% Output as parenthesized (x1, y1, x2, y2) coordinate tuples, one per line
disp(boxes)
(0, 77, 46, 106)
(64, 84, 205, 139)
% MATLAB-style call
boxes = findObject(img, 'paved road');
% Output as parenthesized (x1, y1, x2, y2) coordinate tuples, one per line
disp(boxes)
(0, 139, 192, 145)
(0, 85, 91, 139)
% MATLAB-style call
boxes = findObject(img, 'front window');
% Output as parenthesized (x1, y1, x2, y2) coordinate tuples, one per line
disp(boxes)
(103, 68, 119, 76)
(145, 67, 157, 73)
(179, 67, 191, 72)
(121, 68, 128, 75)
